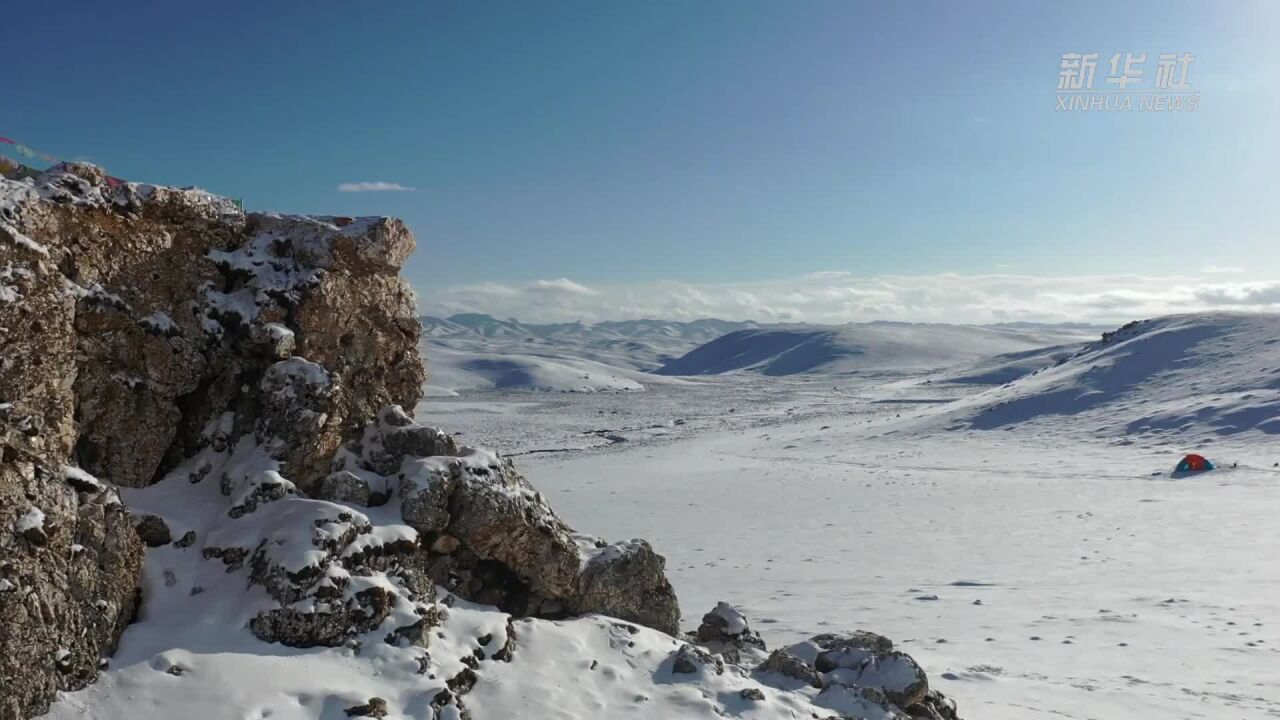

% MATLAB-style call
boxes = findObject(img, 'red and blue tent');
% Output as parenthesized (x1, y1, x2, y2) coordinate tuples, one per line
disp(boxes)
(1174, 454, 1214, 473)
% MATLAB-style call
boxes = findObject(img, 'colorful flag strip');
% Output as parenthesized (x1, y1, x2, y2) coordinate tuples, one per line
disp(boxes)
(1, 132, 127, 186)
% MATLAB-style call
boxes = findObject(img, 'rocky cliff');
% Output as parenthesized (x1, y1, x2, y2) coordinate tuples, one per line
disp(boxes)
(1, 164, 960, 720)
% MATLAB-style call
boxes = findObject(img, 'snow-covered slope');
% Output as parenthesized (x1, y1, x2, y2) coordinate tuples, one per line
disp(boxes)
(655, 323, 1094, 377)
(421, 317, 1095, 394)
(421, 314, 753, 369)
(419, 315, 754, 393)
(423, 343, 666, 395)
(928, 343, 1084, 386)
(949, 313, 1280, 439)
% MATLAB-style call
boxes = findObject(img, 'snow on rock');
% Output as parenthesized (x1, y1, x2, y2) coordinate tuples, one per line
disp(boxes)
(756, 631, 932, 711)
(574, 536, 681, 636)
(334, 407, 682, 635)
(137, 310, 179, 337)
(0, 262, 33, 303)
(1, 161, 418, 717)
(44, 412, 965, 720)
(14, 506, 45, 532)
(13, 506, 47, 544)
(709, 601, 749, 636)
(692, 601, 767, 664)
(51, 582, 936, 720)
(467, 610, 957, 720)
(202, 218, 333, 329)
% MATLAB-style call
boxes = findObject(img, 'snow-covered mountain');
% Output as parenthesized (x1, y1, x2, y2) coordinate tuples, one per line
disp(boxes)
(420, 316, 1101, 393)
(419, 314, 754, 394)
(655, 322, 1096, 377)
(946, 312, 1280, 439)
(422, 343, 670, 395)
(422, 314, 753, 350)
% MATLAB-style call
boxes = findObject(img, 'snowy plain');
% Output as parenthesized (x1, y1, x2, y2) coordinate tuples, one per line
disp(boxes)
(420, 313, 1280, 719)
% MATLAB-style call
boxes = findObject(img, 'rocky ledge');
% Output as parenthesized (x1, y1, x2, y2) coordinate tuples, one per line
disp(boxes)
(0, 164, 961, 719)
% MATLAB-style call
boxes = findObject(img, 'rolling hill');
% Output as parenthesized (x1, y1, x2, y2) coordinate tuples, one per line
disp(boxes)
(949, 312, 1280, 439)
(418, 314, 749, 393)
(654, 322, 1095, 377)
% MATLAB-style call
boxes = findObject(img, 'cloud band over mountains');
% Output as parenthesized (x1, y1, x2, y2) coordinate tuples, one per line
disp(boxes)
(416, 272, 1280, 325)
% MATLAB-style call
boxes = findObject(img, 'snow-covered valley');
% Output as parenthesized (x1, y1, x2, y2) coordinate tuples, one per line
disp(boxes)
(419, 312, 1280, 719)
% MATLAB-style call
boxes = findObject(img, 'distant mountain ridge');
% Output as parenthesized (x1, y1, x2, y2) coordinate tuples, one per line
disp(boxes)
(420, 313, 757, 342)
(417, 314, 759, 393)
(419, 314, 1110, 391)
(654, 322, 1098, 377)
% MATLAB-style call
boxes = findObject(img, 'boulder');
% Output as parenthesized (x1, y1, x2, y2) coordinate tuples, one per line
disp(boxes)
(755, 630, 934, 711)
(329, 409, 684, 634)
(692, 601, 765, 661)
(739, 687, 766, 702)
(133, 514, 172, 547)
(814, 683, 911, 720)
(906, 690, 962, 720)
(574, 539, 680, 636)
(758, 645, 823, 688)
(344, 696, 389, 718)
(670, 643, 723, 676)
(822, 650, 929, 708)
(318, 470, 375, 507)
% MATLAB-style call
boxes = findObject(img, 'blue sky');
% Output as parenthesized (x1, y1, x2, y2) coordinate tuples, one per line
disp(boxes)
(5, 1, 1278, 322)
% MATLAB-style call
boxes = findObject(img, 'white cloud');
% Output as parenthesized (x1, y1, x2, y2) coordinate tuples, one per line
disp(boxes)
(336, 181, 415, 192)
(415, 272, 1280, 325)
(1194, 283, 1280, 306)
(526, 278, 599, 295)
(1200, 265, 1245, 274)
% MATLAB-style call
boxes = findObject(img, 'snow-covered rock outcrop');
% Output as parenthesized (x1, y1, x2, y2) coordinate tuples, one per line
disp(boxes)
(0, 163, 676, 716)
(2, 163, 963, 719)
